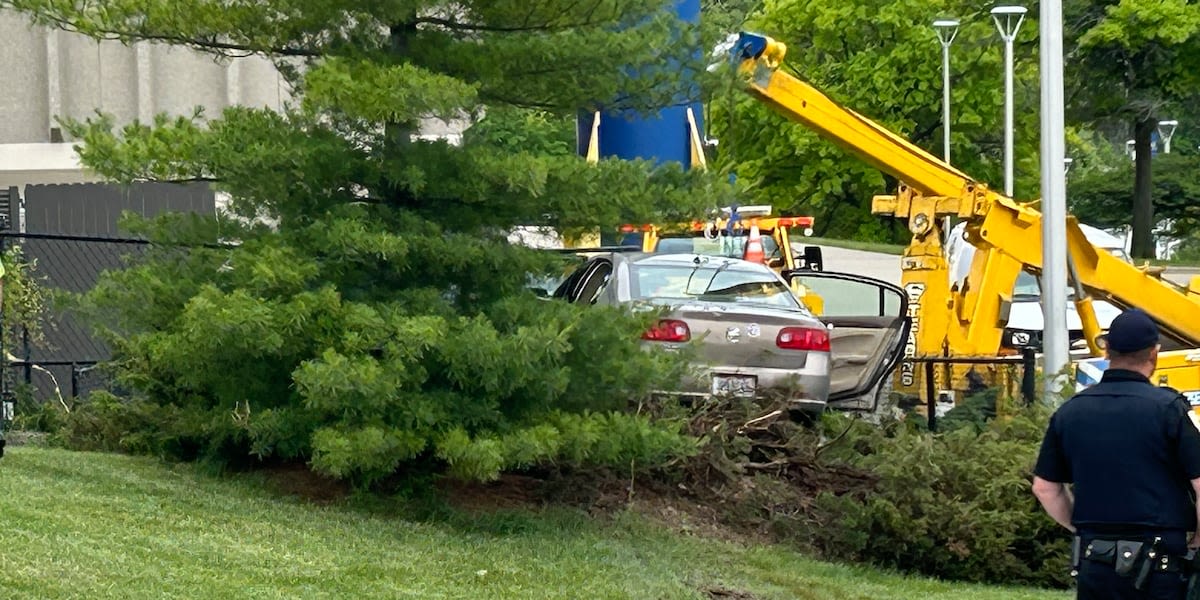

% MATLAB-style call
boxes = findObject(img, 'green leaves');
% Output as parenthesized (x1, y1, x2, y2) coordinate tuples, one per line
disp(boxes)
(712, 0, 1040, 239)
(1067, 0, 1200, 119)
(434, 411, 699, 482)
(1078, 0, 1200, 50)
(808, 405, 1072, 588)
(303, 58, 479, 123)
(311, 425, 427, 484)
(17, 0, 729, 488)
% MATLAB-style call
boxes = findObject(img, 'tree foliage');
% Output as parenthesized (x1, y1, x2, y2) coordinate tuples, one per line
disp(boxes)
(1, 246, 53, 355)
(708, 0, 1044, 242)
(807, 404, 1072, 589)
(1069, 153, 1200, 235)
(2, 0, 736, 486)
(1065, 0, 1200, 258)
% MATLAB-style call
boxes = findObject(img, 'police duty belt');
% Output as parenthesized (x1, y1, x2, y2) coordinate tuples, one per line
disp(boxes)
(1073, 535, 1200, 590)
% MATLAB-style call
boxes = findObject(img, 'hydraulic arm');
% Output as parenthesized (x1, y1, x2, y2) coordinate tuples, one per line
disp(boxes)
(731, 32, 1200, 395)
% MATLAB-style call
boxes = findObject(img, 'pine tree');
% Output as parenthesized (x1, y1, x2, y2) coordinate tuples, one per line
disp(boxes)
(4, 0, 729, 485)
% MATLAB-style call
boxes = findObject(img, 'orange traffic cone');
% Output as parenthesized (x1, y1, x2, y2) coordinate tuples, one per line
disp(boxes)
(743, 221, 765, 264)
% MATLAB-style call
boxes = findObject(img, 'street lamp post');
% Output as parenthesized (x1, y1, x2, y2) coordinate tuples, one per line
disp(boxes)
(1039, 0, 1070, 402)
(992, 5, 1027, 197)
(934, 18, 959, 240)
(1158, 119, 1179, 154)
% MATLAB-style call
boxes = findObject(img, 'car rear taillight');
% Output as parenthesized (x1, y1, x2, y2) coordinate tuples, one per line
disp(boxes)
(776, 326, 830, 351)
(642, 319, 691, 342)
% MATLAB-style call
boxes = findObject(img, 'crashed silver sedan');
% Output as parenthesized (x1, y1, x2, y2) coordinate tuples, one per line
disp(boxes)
(548, 252, 910, 417)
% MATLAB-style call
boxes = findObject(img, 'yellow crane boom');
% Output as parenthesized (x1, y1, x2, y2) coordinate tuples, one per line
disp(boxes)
(731, 32, 1200, 399)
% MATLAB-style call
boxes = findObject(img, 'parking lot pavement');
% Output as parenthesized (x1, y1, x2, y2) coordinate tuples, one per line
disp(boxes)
(1164, 267, 1200, 287)
(808, 244, 902, 285)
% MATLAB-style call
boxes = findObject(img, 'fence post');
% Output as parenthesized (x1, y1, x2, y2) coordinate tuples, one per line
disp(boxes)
(924, 360, 937, 432)
(21, 325, 30, 386)
(0, 233, 5, 398)
(1021, 348, 1037, 404)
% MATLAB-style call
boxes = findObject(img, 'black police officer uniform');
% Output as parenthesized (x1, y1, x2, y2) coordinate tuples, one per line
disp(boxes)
(1034, 309, 1200, 599)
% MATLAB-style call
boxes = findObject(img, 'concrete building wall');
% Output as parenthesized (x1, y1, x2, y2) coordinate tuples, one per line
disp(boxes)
(0, 14, 49, 144)
(0, 10, 473, 192)
(0, 11, 290, 145)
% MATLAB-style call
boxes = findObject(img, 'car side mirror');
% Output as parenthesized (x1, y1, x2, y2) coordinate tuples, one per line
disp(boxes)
(802, 246, 823, 271)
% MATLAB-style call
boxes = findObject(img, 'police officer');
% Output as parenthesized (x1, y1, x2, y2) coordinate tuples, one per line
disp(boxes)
(1033, 308, 1200, 599)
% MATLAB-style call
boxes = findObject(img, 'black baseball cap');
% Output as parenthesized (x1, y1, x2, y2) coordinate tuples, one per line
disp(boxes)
(1099, 308, 1160, 353)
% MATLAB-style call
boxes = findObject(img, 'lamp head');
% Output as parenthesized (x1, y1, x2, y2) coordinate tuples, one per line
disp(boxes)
(991, 5, 1028, 15)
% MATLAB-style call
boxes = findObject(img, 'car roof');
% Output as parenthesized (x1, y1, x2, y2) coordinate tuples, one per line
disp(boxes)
(625, 252, 769, 270)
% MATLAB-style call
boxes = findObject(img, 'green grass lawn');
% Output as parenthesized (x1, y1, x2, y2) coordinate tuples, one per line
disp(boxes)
(0, 446, 1072, 599)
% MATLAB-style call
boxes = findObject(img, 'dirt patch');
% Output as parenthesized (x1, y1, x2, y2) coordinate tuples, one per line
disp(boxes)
(3, 430, 50, 446)
(258, 461, 352, 505)
(437, 473, 546, 514)
(628, 489, 768, 546)
(429, 466, 769, 546)
(703, 586, 758, 599)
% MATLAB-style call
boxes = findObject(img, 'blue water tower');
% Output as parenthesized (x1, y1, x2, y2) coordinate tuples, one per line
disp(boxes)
(576, 0, 704, 245)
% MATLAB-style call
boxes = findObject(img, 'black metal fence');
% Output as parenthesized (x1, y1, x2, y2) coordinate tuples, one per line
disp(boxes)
(0, 181, 215, 410)
(912, 351, 1039, 432)
(0, 232, 151, 405)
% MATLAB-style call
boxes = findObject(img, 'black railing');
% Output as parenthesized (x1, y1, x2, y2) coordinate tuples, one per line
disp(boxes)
(912, 348, 1038, 432)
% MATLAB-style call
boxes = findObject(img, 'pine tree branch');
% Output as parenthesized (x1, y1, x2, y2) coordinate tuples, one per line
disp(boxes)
(413, 15, 606, 33)
(415, 0, 615, 33)
(37, 15, 321, 58)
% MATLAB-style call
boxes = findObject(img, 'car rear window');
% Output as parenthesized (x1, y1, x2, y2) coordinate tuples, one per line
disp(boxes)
(654, 234, 779, 259)
(630, 263, 801, 310)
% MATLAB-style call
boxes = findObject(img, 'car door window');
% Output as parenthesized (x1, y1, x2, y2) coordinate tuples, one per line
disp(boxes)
(786, 271, 912, 409)
(791, 274, 903, 318)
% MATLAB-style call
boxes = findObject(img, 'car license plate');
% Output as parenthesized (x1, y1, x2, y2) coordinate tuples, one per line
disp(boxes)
(712, 375, 757, 397)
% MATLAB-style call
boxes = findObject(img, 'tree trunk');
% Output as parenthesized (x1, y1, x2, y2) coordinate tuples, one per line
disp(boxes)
(1130, 117, 1156, 259)
(383, 19, 419, 205)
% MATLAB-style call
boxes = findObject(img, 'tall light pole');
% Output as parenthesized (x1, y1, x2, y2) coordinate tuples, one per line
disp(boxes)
(1158, 119, 1179, 154)
(934, 18, 959, 240)
(1064, 157, 1073, 209)
(1040, 0, 1069, 402)
(992, 5, 1027, 197)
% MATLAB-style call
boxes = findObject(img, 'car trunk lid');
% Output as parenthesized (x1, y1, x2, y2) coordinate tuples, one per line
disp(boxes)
(664, 302, 824, 370)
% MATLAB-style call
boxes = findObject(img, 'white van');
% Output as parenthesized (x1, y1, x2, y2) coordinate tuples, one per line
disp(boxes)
(945, 222, 1130, 354)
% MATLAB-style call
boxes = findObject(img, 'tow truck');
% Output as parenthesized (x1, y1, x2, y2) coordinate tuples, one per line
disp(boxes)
(605, 205, 831, 311)
(730, 31, 1200, 412)
(617, 205, 822, 272)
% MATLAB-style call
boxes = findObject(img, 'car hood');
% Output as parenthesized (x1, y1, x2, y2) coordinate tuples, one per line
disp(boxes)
(1006, 298, 1122, 331)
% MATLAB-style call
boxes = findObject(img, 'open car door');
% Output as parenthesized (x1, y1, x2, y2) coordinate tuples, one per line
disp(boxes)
(786, 271, 912, 412)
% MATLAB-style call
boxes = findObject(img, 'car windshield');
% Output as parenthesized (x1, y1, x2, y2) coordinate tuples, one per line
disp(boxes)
(631, 263, 800, 309)
(1013, 270, 1083, 300)
(654, 234, 780, 260)
(1013, 271, 1040, 300)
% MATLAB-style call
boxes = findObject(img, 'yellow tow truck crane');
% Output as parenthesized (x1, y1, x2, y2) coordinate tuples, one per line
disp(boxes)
(615, 206, 829, 310)
(731, 31, 1200, 408)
